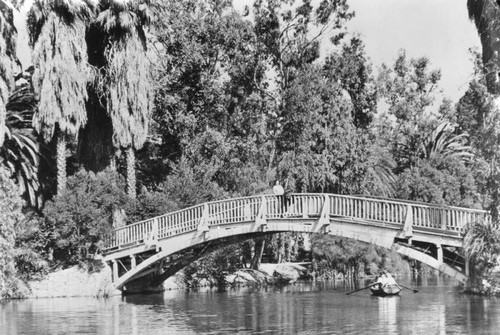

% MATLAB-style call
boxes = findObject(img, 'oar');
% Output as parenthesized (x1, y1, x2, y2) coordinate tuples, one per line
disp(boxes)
(346, 283, 377, 295)
(398, 284, 418, 293)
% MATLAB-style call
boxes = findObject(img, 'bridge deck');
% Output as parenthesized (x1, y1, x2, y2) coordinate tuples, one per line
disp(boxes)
(103, 193, 488, 253)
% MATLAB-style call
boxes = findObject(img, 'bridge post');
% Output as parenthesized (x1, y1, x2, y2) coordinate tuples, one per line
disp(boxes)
(302, 196, 309, 218)
(112, 260, 118, 282)
(441, 209, 447, 230)
(198, 204, 210, 233)
(436, 244, 443, 263)
(401, 205, 413, 239)
(145, 218, 159, 248)
(255, 196, 267, 227)
(318, 194, 330, 226)
(130, 255, 136, 269)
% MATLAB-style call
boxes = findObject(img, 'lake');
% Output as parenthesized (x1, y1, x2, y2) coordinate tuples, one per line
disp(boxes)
(2, 275, 500, 334)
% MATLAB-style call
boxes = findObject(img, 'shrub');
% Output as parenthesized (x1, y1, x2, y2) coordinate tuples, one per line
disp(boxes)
(40, 169, 130, 266)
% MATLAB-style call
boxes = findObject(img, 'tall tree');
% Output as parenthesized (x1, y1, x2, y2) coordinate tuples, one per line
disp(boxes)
(0, 0, 17, 148)
(467, 0, 500, 98)
(91, 0, 152, 198)
(150, 0, 271, 194)
(323, 37, 377, 128)
(28, 0, 95, 195)
(456, 49, 500, 216)
(252, 0, 354, 178)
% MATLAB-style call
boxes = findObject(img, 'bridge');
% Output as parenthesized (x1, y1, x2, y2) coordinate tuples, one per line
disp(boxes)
(102, 193, 490, 293)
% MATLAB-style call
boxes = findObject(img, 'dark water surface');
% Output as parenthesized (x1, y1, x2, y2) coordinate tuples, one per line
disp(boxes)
(2, 276, 500, 334)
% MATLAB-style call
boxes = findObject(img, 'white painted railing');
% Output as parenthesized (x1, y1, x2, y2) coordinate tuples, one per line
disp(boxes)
(103, 194, 490, 251)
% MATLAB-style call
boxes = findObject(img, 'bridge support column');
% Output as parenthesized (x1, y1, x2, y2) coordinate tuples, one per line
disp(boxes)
(130, 255, 136, 269)
(112, 260, 118, 282)
(436, 244, 443, 263)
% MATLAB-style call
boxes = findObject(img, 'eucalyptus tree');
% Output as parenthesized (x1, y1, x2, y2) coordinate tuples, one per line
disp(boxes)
(252, 0, 354, 177)
(27, 0, 95, 195)
(0, 0, 17, 148)
(90, 0, 152, 198)
(150, 0, 272, 194)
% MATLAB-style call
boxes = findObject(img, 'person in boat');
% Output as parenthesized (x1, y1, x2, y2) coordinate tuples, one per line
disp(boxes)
(372, 270, 397, 288)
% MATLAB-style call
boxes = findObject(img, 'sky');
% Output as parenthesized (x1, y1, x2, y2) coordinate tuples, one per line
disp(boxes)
(340, 0, 481, 103)
(14, 0, 481, 103)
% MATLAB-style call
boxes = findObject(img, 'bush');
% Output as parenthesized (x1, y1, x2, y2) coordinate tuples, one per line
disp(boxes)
(182, 245, 243, 288)
(40, 169, 130, 267)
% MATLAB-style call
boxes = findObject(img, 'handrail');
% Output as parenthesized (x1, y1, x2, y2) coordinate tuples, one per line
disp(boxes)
(102, 193, 490, 252)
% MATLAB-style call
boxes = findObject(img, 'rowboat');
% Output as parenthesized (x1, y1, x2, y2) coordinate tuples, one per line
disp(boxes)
(369, 284, 401, 297)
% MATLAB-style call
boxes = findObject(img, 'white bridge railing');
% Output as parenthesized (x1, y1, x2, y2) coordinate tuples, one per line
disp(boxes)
(103, 194, 490, 252)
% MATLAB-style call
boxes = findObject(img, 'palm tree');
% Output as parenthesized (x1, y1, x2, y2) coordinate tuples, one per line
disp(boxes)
(27, 0, 95, 195)
(1, 74, 42, 208)
(0, 0, 17, 148)
(467, 0, 500, 97)
(464, 219, 500, 283)
(419, 122, 473, 163)
(396, 122, 473, 169)
(91, 0, 152, 198)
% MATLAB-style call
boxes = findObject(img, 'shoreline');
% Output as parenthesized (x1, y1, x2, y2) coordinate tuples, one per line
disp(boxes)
(23, 262, 311, 299)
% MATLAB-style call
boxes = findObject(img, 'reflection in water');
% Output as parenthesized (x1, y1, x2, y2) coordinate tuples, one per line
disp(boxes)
(378, 296, 397, 334)
(2, 277, 500, 334)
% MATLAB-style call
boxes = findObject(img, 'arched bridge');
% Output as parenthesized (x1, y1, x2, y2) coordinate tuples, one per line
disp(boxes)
(102, 194, 490, 292)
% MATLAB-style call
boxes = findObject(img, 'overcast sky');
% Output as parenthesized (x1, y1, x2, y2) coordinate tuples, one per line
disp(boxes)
(343, 0, 481, 103)
(15, 0, 481, 103)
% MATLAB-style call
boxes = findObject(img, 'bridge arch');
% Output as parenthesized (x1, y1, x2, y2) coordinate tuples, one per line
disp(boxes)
(102, 194, 489, 292)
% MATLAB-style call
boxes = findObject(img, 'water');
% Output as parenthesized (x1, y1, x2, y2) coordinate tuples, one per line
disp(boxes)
(2, 276, 500, 334)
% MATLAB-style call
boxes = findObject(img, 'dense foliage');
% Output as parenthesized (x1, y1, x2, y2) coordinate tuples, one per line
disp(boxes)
(0, 165, 28, 299)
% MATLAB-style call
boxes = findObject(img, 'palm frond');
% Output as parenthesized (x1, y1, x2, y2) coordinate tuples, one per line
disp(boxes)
(92, 0, 153, 150)
(102, 32, 151, 149)
(1, 84, 44, 208)
(420, 122, 473, 162)
(30, 3, 93, 141)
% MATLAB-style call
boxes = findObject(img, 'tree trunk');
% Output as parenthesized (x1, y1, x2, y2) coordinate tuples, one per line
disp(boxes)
(125, 146, 136, 199)
(0, 103, 5, 148)
(56, 131, 67, 196)
(278, 233, 285, 263)
(251, 238, 266, 270)
(78, 97, 115, 172)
